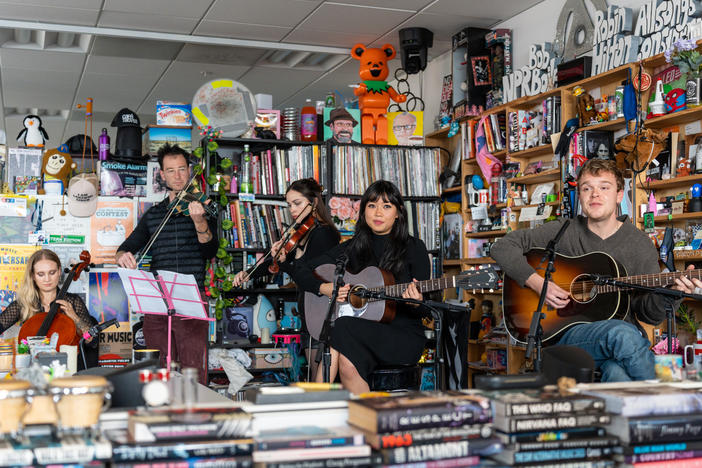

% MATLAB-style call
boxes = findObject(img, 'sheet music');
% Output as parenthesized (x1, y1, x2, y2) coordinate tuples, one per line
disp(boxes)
(117, 268, 210, 320)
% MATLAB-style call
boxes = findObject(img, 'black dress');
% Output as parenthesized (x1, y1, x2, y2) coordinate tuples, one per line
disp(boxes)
(295, 233, 430, 382)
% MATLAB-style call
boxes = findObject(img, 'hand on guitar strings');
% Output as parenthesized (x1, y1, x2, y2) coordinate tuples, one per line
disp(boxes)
(672, 265, 702, 295)
(402, 279, 422, 306)
(525, 272, 571, 309)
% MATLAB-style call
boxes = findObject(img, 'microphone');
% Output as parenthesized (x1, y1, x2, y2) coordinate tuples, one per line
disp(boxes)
(83, 318, 120, 340)
(352, 288, 379, 299)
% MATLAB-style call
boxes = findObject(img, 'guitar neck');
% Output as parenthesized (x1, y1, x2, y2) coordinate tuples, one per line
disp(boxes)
(599, 269, 702, 293)
(370, 276, 458, 297)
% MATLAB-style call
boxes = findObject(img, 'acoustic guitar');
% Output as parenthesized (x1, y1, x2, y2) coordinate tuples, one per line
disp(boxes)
(502, 249, 702, 344)
(18, 251, 91, 349)
(304, 264, 499, 340)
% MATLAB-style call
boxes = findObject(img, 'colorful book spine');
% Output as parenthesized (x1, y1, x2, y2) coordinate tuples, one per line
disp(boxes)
(111, 439, 253, 462)
(494, 413, 610, 433)
(493, 395, 605, 417)
(379, 438, 499, 464)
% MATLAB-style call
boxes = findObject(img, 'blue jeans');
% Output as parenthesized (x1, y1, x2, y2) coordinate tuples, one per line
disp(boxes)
(556, 320, 655, 382)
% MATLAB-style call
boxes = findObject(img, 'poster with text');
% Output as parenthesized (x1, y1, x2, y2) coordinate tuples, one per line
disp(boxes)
(52, 245, 89, 295)
(39, 195, 90, 245)
(0, 245, 39, 312)
(90, 200, 134, 265)
(0, 197, 36, 244)
(387, 111, 424, 146)
(98, 324, 132, 368)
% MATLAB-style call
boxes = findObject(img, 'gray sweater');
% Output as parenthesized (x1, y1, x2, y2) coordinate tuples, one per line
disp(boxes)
(490, 215, 676, 326)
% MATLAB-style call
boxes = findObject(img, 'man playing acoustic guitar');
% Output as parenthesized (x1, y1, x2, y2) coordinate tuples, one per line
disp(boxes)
(492, 159, 702, 381)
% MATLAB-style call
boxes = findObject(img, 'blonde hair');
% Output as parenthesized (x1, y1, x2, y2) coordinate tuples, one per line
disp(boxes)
(17, 249, 61, 322)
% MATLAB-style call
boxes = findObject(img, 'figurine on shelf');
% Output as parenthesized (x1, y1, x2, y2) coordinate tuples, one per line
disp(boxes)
(679, 157, 692, 177)
(477, 299, 495, 340)
(573, 86, 597, 127)
(690, 183, 702, 212)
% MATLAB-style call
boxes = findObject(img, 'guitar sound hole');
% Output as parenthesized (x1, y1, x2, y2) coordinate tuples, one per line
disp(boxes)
(570, 274, 596, 304)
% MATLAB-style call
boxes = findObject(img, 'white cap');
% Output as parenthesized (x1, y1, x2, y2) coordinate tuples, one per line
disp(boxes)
(67, 172, 98, 217)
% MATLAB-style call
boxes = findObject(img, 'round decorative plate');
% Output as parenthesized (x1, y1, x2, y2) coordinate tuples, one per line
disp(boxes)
(191, 78, 257, 137)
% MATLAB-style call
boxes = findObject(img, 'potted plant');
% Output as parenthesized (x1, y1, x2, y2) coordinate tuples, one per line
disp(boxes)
(666, 38, 702, 107)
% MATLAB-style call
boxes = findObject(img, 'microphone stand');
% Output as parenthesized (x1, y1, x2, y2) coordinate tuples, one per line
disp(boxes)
(527, 219, 570, 373)
(354, 289, 471, 391)
(317, 254, 348, 383)
(590, 276, 702, 354)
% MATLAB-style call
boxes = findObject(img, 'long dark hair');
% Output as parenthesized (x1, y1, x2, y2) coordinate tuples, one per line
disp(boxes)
(346, 180, 409, 277)
(287, 178, 340, 242)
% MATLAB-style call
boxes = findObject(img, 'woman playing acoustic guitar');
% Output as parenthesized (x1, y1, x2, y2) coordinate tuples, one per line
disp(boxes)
(295, 180, 430, 394)
(0, 250, 95, 343)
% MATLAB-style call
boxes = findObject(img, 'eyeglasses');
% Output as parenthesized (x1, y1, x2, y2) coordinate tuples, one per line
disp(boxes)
(393, 124, 415, 132)
(164, 167, 188, 176)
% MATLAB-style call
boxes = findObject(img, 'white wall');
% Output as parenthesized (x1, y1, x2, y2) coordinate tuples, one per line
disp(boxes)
(420, 0, 648, 133)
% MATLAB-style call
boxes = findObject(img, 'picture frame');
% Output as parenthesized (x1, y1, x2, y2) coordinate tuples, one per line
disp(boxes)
(471, 56, 491, 86)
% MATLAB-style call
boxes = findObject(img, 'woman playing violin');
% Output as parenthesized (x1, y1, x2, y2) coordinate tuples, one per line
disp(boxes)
(115, 143, 218, 384)
(1, 249, 95, 341)
(232, 178, 340, 332)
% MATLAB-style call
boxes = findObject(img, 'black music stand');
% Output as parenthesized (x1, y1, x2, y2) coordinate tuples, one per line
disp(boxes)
(526, 220, 570, 373)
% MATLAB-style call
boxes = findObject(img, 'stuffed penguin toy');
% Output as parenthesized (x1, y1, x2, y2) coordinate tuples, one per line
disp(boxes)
(17, 115, 49, 147)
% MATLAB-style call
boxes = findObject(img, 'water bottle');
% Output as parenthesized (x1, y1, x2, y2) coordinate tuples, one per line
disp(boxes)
(99, 128, 110, 161)
(240, 145, 253, 193)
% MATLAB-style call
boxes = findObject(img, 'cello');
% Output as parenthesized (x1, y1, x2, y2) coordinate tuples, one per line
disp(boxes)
(18, 251, 92, 349)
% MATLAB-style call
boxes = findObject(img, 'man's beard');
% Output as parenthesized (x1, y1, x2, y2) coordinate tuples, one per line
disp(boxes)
(335, 131, 352, 142)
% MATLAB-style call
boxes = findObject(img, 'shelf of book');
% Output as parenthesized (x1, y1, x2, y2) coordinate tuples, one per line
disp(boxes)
(637, 174, 702, 190)
(466, 229, 507, 238)
(509, 144, 553, 159)
(563, 62, 633, 91)
(506, 167, 561, 185)
(509, 87, 563, 110)
(462, 257, 496, 264)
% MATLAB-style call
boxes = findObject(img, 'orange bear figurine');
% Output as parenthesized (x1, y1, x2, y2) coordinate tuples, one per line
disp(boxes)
(351, 43, 407, 144)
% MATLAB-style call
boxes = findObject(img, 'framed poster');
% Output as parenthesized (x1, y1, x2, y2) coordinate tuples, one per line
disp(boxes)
(471, 56, 491, 86)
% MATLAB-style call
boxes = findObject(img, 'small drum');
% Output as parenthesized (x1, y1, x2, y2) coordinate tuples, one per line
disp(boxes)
(0, 379, 31, 436)
(49, 375, 112, 433)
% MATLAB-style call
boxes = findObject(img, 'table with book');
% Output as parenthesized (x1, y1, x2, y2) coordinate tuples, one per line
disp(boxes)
(5, 374, 702, 467)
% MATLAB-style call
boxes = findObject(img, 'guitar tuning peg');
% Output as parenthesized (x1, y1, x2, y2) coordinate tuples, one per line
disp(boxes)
(472, 289, 476, 294)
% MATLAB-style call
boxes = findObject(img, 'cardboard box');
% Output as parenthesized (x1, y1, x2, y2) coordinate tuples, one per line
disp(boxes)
(143, 125, 192, 155)
(249, 348, 291, 369)
(156, 101, 192, 126)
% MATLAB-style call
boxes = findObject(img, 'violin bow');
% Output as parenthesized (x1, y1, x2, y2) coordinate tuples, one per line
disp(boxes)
(135, 172, 200, 266)
(239, 202, 312, 284)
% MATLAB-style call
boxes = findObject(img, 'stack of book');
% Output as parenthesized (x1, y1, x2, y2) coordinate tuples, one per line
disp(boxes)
(346, 391, 500, 467)
(484, 388, 618, 467)
(111, 406, 254, 467)
(579, 382, 702, 467)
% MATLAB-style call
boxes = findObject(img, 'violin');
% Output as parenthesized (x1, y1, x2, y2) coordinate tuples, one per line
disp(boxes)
(268, 214, 316, 273)
(169, 182, 217, 218)
(18, 251, 92, 350)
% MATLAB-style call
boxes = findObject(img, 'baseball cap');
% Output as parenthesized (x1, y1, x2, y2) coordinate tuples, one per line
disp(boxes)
(67, 172, 99, 217)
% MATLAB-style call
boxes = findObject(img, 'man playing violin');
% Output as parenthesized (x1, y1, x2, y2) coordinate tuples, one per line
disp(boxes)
(115, 143, 218, 383)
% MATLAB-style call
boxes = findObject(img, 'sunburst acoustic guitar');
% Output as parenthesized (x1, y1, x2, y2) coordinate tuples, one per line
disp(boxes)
(503, 248, 701, 344)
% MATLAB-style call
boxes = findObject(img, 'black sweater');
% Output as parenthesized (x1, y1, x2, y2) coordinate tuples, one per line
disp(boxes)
(118, 198, 218, 288)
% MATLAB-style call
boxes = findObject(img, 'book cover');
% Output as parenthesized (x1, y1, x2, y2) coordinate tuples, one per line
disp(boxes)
(609, 412, 702, 444)
(509, 435, 619, 452)
(482, 388, 606, 417)
(363, 424, 492, 450)
(108, 433, 253, 462)
(579, 383, 702, 417)
(624, 449, 702, 465)
(252, 443, 370, 463)
(378, 438, 500, 464)
(263, 454, 382, 468)
(255, 426, 363, 451)
(442, 213, 463, 260)
(493, 412, 610, 433)
(492, 446, 614, 466)
(128, 407, 252, 443)
(346, 391, 492, 433)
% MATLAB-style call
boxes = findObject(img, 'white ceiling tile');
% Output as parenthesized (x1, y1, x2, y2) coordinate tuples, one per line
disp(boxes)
(331, 0, 431, 10)
(297, 3, 413, 35)
(0, 48, 86, 71)
(103, 0, 211, 18)
(2, 68, 82, 108)
(206, 0, 320, 27)
(91, 36, 182, 60)
(194, 20, 291, 42)
(84, 55, 170, 77)
(177, 44, 267, 66)
(283, 29, 376, 48)
(0, 0, 100, 9)
(97, 12, 199, 34)
(75, 72, 155, 110)
(424, 0, 543, 19)
(0, 2, 99, 25)
(237, 67, 321, 106)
